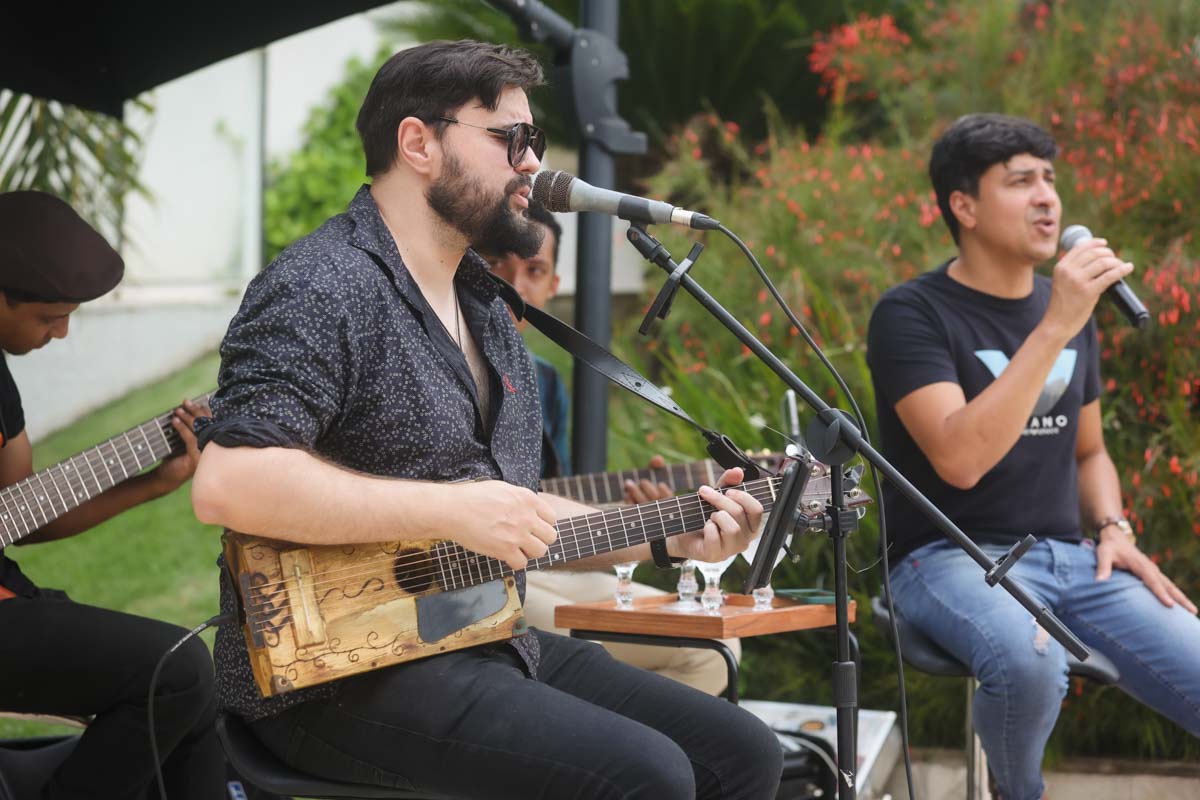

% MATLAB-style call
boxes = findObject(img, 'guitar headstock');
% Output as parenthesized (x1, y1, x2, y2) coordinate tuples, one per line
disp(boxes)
(779, 457, 873, 518)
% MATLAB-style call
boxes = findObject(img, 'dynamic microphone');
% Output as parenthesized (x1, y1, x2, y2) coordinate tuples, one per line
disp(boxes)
(531, 169, 721, 230)
(1060, 224, 1150, 329)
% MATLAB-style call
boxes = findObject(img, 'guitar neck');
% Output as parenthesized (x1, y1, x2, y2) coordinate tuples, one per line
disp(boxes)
(434, 470, 838, 592)
(539, 459, 731, 506)
(0, 392, 214, 548)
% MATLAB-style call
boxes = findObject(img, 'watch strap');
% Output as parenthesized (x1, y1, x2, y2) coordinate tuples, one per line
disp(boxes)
(650, 537, 684, 569)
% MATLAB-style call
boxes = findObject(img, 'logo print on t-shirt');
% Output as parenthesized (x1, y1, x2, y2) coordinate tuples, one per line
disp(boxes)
(975, 349, 1077, 435)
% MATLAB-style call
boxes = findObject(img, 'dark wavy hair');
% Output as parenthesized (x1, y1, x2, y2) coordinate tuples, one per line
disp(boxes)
(356, 40, 544, 177)
(929, 113, 1058, 244)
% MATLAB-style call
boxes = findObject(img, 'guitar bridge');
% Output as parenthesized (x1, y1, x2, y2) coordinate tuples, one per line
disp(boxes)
(279, 549, 327, 647)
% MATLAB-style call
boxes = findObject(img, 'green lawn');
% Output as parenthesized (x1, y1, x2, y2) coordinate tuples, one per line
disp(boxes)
(1, 353, 222, 739)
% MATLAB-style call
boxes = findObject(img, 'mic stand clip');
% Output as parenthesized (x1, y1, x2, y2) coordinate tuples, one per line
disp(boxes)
(629, 223, 704, 334)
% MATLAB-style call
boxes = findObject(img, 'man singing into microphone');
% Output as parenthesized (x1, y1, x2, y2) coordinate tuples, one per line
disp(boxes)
(867, 113, 1200, 800)
(192, 40, 780, 799)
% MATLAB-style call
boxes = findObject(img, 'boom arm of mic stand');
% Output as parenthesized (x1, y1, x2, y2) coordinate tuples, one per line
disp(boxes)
(629, 229, 1091, 661)
(485, 0, 575, 50)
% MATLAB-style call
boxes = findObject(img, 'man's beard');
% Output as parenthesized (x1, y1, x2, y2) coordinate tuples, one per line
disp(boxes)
(427, 153, 544, 259)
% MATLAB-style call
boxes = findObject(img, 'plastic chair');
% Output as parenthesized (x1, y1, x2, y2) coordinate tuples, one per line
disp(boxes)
(871, 596, 1120, 800)
(217, 713, 445, 799)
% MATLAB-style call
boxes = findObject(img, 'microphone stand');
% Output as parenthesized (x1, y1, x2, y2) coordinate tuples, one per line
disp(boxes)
(625, 224, 1092, 799)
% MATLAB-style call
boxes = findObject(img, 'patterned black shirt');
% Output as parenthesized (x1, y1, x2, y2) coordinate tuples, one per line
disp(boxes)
(200, 185, 543, 721)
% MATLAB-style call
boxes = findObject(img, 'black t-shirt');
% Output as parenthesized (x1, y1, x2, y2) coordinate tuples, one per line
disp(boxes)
(0, 355, 36, 596)
(867, 260, 1101, 563)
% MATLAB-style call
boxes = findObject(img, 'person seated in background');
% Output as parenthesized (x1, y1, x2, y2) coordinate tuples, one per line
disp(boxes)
(866, 114, 1200, 800)
(486, 200, 742, 696)
(0, 191, 220, 800)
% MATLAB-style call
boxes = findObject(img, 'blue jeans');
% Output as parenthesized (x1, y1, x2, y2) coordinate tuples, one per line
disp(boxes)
(890, 538, 1200, 800)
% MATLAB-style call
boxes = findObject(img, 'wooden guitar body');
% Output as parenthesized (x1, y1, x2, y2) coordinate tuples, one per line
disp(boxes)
(224, 533, 525, 697)
(225, 455, 871, 697)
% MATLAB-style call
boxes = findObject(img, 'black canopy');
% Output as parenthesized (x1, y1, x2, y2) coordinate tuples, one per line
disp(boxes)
(1, 2, 397, 117)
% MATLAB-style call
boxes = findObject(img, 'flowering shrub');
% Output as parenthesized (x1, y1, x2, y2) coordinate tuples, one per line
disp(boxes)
(611, 0, 1199, 760)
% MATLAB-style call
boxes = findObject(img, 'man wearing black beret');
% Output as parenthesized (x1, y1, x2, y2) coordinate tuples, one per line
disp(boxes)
(0, 191, 222, 799)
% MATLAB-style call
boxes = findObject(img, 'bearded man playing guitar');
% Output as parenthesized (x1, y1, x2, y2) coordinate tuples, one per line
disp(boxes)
(0, 191, 219, 799)
(192, 40, 782, 800)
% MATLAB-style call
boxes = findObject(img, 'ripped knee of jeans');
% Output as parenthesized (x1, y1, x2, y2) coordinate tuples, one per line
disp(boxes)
(1031, 617, 1051, 655)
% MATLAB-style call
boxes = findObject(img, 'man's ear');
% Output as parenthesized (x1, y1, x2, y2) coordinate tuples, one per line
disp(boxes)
(548, 273, 561, 298)
(948, 189, 978, 234)
(396, 117, 439, 177)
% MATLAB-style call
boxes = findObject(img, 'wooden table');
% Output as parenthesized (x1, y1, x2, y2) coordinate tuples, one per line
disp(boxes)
(555, 594, 857, 702)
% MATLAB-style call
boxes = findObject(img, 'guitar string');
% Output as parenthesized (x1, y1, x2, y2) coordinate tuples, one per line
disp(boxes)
(238, 482, 786, 618)
(0, 417, 183, 543)
(5, 391, 211, 520)
(242, 501, 725, 619)
(0, 420, 182, 518)
(236, 478, 794, 599)
(245, 482, 867, 629)
(246, 479, 864, 631)
(240, 481, 804, 625)
(539, 456, 783, 504)
(245, 506, 728, 629)
(241, 500, 761, 617)
(237, 476, 845, 605)
(0, 393, 210, 544)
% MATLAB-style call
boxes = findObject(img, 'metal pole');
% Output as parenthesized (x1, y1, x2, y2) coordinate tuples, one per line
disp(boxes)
(571, 0, 619, 475)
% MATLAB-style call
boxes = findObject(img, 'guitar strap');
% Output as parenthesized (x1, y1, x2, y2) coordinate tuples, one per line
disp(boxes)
(486, 272, 761, 481)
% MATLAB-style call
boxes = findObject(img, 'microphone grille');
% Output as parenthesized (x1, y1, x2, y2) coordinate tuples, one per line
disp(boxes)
(532, 170, 575, 213)
(1060, 224, 1093, 251)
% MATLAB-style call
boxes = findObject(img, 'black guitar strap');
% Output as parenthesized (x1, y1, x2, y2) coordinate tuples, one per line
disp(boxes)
(487, 272, 760, 480)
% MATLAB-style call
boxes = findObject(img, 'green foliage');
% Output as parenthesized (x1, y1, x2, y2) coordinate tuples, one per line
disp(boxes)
(262, 51, 387, 261)
(264, 1, 917, 260)
(0, 91, 150, 240)
(608, 0, 1200, 761)
(384, 0, 914, 151)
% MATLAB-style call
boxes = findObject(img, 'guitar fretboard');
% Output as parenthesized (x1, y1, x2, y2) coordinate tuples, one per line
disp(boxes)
(540, 456, 780, 506)
(0, 393, 214, 547)
(433, 470, 838, 592)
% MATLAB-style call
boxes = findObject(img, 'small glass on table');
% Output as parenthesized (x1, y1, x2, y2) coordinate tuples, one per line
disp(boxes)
(697, 554, 739, 614)
(659, 559, 703, 612)
(612, 561, 640, 609)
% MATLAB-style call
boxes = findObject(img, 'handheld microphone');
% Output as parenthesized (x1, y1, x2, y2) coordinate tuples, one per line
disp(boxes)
(1060, 224, 1150, 329)
(531, 169, 721, 230)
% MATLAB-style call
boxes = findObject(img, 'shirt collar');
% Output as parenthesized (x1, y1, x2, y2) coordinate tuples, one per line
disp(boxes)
(345, 184, 499, 309)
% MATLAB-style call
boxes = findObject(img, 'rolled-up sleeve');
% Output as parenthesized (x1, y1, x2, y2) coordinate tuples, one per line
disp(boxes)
(199, 260, 357, 451)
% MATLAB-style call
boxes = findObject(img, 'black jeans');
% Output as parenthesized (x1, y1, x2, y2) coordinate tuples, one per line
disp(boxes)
(251, 629, 783, 799)
(0, 592, 222, 800)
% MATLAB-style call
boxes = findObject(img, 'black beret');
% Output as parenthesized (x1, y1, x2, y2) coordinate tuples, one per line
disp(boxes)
(0, 191, 124, 303)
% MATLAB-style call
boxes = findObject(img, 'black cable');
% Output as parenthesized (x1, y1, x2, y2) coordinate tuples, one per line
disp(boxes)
(148, 612, 233, 800)
(716, 223, 917, 799)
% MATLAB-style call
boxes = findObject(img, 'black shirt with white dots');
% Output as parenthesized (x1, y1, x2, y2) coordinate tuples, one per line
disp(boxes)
(199, 185, 544, 721)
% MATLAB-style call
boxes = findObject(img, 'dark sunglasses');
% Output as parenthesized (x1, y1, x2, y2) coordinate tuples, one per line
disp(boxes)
(435, 117, 546, 168)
